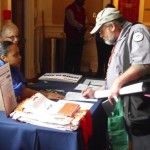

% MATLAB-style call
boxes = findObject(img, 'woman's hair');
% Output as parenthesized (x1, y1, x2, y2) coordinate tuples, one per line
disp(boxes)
(0, 41, 14, 56)
(0, 22, 19, 38)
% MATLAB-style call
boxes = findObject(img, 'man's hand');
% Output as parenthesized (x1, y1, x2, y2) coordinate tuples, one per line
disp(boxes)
(81, 88, 95, 99)
(108, 78, 121, 104)
(45, 92, 65, 100)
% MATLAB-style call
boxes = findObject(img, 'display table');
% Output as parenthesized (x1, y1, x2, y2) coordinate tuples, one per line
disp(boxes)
(0, 78, 107, 150)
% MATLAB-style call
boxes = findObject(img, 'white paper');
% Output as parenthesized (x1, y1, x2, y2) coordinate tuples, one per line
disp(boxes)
(74, 84, 88, 90)
(83, 79, 105, 86)
(94, 90, 110, 98)
(15, 93, 94, 117)
(0, 88, 4, 111)
(0, 63, 17, 116)
(119, 82, 143, 95)
(22, 93, 65, 116)
(10, 93, 94, 131)
(64, 92, 98, 102)
(88, 85, 101, 90)
(74, 83, 100, 91)
(94, 82, 145, 99)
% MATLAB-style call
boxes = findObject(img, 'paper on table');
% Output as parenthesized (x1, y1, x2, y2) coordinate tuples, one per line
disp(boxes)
(89, 85, 100, 90)
(14, 93, 94, 117)
(74, 84, 88, 90)
(21, 93, 70, 116)
(11, 99, 93, 131)
(10, 96, 94, 131)
(64, 92, 98, 102)
(38, 73, 82, 83)
(83, 79, 105, 86)
(74, 83, 100, 91)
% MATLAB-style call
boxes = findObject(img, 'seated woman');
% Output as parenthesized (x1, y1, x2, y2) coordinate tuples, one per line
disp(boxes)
(0, 22, 19, 44)
(0, 41, 64, 101)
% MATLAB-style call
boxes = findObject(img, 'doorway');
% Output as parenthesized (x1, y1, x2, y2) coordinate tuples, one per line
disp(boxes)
(118, 0, 139, 22)
(11, 0, 25, 74)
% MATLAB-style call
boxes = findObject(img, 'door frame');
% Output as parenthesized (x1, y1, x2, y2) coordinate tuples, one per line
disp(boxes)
(11, 0, 35, 79)
(24, 0, 35, 79)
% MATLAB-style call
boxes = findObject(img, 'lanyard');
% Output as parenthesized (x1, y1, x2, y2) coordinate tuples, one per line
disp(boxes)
(108, 46, 115, 66)
(105, 46, 115, 89)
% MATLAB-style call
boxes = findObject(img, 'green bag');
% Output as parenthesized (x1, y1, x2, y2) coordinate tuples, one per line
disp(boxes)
(108, 98, 129, 150)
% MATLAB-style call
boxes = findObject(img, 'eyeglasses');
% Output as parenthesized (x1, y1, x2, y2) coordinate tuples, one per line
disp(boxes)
(6, 35, 19, 41)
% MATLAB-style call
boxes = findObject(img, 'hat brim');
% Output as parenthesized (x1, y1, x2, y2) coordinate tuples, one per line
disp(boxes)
(90, 24, 102, 34)
(90, 8, 122, 35)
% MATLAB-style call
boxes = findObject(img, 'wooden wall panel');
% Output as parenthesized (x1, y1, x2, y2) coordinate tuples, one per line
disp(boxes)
(52, 0, 70, 24)
(52, 0, 103, 25)
(143, 0, 150, 22)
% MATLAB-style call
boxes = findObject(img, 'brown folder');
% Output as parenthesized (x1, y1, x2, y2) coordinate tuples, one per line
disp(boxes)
(58, 103, 80, 117)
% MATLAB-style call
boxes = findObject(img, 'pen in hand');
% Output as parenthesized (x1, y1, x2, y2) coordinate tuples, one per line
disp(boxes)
(88, 81, 91, 87)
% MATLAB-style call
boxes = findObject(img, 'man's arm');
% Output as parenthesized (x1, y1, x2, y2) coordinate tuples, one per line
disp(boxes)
(108, 64, 150, 102)
(21, 86, 64, 100)
(66, 9, 83, 30)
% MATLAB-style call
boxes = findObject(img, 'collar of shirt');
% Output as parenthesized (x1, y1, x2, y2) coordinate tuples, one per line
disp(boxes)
(116, 21, 132, 43)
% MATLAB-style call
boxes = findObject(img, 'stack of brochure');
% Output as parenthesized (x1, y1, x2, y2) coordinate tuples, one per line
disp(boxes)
(10, 93, 93, 131)
(38, 73, 82, 83)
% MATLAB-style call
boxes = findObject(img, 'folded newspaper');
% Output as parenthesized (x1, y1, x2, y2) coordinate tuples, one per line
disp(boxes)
(10, 93, 93, 131)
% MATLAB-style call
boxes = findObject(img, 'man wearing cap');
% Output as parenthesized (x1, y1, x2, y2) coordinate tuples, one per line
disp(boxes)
(82, 7, 150, 150)
(95, 4, 115, 78)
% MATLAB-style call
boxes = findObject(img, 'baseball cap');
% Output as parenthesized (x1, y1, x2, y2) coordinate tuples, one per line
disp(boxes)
(90, 8, 122, 34)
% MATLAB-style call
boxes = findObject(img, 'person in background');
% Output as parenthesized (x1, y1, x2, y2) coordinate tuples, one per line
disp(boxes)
(95, 3, 115, 78)
(82, 7, 150, 150)
(0, 22, 26, 74)
(0, 22, 19, 44)
(0, 41, 64, 101)
(64, 0, 88, 74)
